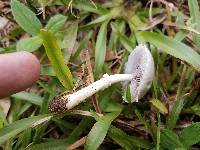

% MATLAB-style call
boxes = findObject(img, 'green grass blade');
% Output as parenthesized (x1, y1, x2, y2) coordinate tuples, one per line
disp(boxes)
(109, 126, 134, 150)
(166, 98, 184, 130)
(0, 115, 52, 144)
(40, 30, 73, 89)
(26, 139, 70, 150)
(111, 22, 135, 52)
(160, 129, 184, 150)
(135, 109, 155, 139)
(11, 0, 42, 36)
(94, 21, 108, 78)
(37, 80, 57, 97)
(188, 0, 200, 48)
(108, 21, 125, 51)
(166, 66, 187, 130)
(41, 66, 55, 76)
(12, 91, 43, 106)
(0, 108, 8, 126)
(74, 1, 108, 14)
(71, 30, 93, 60)
(85, 112, 120, 150)
(156, 113, 161, 150)
(68, 118, 92, 142)
(109, 125, 153, 149)
(83, 14, 111, 27)
(140, 31, 200, 72)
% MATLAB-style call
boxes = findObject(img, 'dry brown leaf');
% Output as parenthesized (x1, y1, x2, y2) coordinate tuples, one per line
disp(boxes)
(66, 136, 86, 150)
(105, 50, 119, 61)
(138, 14, 167, 31)
(83, 49, 101, 113)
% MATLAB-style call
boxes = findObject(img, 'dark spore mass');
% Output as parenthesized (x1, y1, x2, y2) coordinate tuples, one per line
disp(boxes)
(48, 96, 68, 113)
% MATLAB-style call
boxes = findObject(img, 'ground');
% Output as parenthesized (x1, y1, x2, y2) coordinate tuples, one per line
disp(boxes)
(0, 0, 200, 150)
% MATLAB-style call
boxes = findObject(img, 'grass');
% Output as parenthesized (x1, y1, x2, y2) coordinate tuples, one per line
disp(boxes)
(1, 0, 200, 149)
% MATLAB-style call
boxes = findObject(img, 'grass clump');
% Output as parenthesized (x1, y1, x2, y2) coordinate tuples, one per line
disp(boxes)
(1, 0, 200, 149)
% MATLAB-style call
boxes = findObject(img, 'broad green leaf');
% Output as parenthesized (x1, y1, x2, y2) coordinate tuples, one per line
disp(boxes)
(46, 15, 67, 33)
(85, 112, 120, 150)
(188, 0, 200, 48)
(40, 30, 73, 89)
(11, 0, 42, 36)
(12, 91, 43, 106)
(16, 36, 42, 52)
(140, 32, 200, 72)
(62, 22, 78, 62)
(150, 99, 168, 114)
(0, 115, 52, 144)
(109, 125, 152, 150)
(160, 129, 184, 150)
(179, 122, 200, 148)
(94, 21, 108, 77)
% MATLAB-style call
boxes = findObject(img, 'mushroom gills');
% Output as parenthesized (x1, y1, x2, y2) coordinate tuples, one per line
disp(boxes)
(122, 44, 155, 103)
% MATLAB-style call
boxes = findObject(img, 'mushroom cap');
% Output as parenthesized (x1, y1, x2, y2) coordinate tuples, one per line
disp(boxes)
(122, 44, 155, 103)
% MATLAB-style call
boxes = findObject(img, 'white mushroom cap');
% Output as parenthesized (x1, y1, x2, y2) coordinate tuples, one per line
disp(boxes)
(122, 44, 155, 103)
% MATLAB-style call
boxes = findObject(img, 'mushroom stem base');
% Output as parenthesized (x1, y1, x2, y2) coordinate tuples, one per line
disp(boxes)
(49, 74, 133, 112)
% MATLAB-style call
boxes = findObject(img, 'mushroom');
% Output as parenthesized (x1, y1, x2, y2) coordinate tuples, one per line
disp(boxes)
(122, 44, 155, 103)
(49, 44, 155, 112)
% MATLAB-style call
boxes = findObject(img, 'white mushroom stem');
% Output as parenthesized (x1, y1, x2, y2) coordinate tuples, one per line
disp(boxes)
(65, 73, 133, 109)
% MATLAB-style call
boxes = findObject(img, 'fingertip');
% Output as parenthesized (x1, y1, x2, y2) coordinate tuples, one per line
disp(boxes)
(0, 51, 41, 98)
(18, 51, 41, 79)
